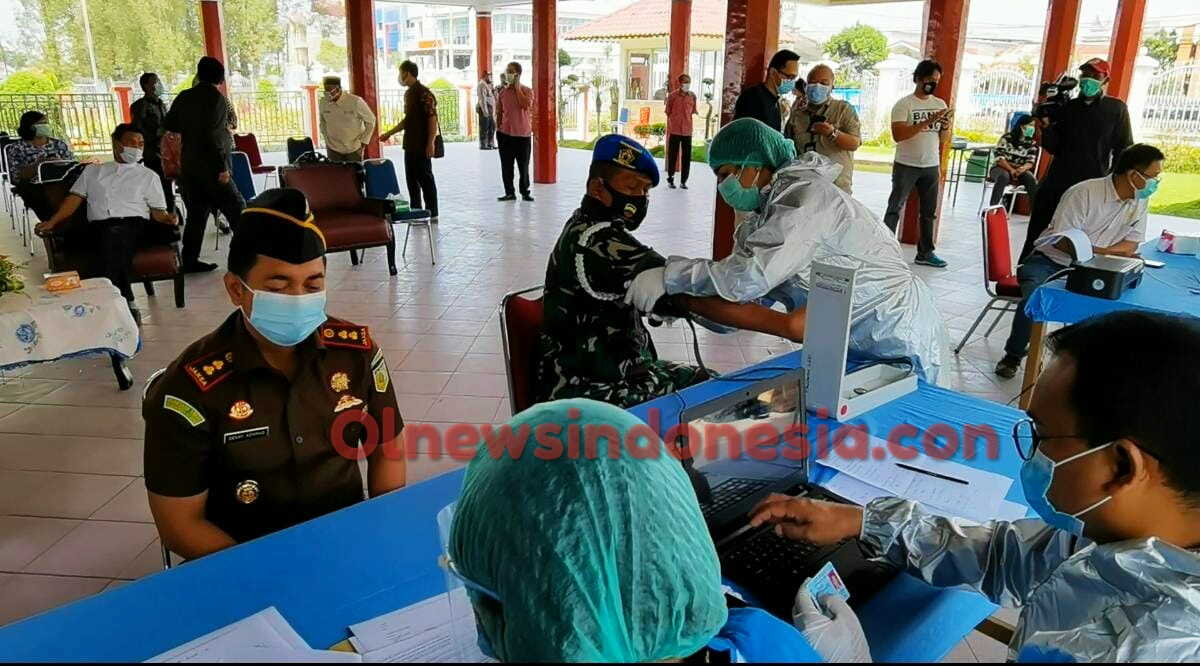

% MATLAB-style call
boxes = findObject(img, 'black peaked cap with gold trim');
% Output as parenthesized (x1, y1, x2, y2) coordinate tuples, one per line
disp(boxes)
(230, 188, 326, 264)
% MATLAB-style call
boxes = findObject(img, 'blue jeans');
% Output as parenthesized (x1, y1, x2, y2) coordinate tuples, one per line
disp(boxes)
(1004, 253, 1064, 357)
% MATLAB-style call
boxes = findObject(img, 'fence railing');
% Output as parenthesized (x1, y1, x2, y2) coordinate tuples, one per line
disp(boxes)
(0, 93, 122, 155)
(228, 91, 306, 151)
(1141, 65, 1200, 138)
(378, 88, 463, 139)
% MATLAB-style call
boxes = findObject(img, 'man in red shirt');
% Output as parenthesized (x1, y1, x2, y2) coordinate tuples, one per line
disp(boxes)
(664, 74, 699, 189)
(495, 61, 535, 202)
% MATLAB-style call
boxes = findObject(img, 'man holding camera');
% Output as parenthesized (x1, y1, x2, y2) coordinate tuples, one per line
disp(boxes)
(1019, 58, 1133, 260)
(784, 64, 862, 194)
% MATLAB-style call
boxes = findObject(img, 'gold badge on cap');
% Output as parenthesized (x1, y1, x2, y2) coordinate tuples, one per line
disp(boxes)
(229, 400, 253, 420)
(330, 372, 350, 393)
(334, 394, 364, 412)
(235, 480, 260, 504)
(616, 146, 636, 166)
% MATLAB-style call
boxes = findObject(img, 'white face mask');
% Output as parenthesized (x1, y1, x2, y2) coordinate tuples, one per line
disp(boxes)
(120, 146, 143, 164)
(681, 83, 691, 92)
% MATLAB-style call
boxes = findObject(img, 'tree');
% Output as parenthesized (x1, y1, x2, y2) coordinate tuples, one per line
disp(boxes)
(1143, 29, 1178, 71)
(0, 70, 67, 94)
(223, 0, 285, 80)
(317, 39, 348, 72)
(823, 23, 888, 87)
(558, 48, 573, 69)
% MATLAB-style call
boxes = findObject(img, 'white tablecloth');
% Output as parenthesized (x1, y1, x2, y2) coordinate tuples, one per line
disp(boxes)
(0, 278, 139, 370)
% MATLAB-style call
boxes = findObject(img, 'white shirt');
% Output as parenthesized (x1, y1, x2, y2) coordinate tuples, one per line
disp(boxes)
(69, 161, 166, 221)
(318, 92, 377, 154)
(891, 93, 947, 168)
(477, 80, 496, 115)
(1036, 175, 1148, 266)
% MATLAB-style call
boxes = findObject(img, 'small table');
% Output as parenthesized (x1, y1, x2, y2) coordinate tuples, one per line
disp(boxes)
(1018, 247, 1200, 408)
(945, 140, 992, 206)
(0, 278, 140, 390)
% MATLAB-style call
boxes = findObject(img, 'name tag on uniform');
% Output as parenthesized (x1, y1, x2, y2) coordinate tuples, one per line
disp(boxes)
(224, 426, 270, 444)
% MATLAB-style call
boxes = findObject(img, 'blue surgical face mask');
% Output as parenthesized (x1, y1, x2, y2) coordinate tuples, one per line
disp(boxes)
(154, 82, 167, 97)
(34, 124, 53, 139)
(1132, 172, 1159, 200)
(806, 82, 831, 105)
(240, 281, 327, 348)
(1019, 442, 1113, 536)
(1079, 77, 1103, 98)
(777, 77, 797, 96)
(718, 169, 763, 212)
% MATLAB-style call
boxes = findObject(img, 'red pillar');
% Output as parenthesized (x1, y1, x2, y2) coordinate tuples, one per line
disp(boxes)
(477, 10, 493, 82)
(199, 0, 229, 96)
(896, 0, 969, 247)
(712, 0, 779, 259)
(669, 0, 692, 83)
(303, 84, 321, 147)
(1034, 0, 1083, 182)
(532, 0, 557, 184)
(346, 0, 381, 159)
(1107, 0, 1148, 100)
(114, 85, 133, 123)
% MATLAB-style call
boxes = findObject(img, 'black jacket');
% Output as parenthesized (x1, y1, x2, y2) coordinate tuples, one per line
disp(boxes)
(164, 83, 235, 179)
(1041, 95, 1133, 190)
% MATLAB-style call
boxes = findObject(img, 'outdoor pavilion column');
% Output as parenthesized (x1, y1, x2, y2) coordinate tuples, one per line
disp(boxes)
(711, 0, 779, 260)
(896, 0, 969, 247)
(533, 0, 558, 183)
(1034, 0, 1083, 181)
(1107, 0, 1149, 100)
(199, 0, 229, 96)
(477, 9, 494, 82)
(346, 0, 381, 159)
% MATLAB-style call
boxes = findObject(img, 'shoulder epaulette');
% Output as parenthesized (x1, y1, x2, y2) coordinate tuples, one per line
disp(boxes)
(320, 322, 372, 350)
(184, 348, 235, 392)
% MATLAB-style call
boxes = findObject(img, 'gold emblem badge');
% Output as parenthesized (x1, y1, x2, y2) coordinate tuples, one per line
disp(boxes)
(330, 372, 350, 392)
(334, 394, 364, 412)
(323, 328, 335, 339)
(616, 146, 636, 166)
(235, 480, 260, 504)
(229, 400, 253, 420)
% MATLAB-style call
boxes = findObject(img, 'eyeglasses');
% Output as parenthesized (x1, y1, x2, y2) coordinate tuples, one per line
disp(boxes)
(1012, 418, 1087, 461)
(438, 554, 502, 603)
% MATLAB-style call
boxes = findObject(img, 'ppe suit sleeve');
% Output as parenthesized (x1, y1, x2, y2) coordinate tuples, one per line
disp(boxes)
(859, 497, 1077, 608)
(577, 223, 665, 301)
(662, 203, 819, 303)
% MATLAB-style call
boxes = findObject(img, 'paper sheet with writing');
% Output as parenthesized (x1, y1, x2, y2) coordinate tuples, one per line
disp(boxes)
(347, 588, 493, 663)
(147, 608, 310, 663)
(816, 438, 1013, 523)
(216, 648, 362, 663)
(823, 473, 1028, 525)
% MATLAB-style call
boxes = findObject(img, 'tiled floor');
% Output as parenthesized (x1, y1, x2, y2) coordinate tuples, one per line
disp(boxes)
(0, 143, 1187, 658)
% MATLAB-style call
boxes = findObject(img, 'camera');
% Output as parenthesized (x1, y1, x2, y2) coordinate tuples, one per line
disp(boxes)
(1033, 75, 1078, 121)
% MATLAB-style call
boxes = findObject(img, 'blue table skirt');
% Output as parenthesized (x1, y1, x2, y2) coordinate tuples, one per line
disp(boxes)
(1027, 248, 1200, 324)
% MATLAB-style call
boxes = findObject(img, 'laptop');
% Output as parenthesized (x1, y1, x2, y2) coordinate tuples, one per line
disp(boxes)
(673, 367, 897, 619)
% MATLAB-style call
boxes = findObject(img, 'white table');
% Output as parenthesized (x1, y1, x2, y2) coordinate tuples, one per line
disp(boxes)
(0, 278, 140, 389)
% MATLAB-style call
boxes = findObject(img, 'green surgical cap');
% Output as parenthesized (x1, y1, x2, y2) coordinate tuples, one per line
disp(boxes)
(448, 398, 728, 662)
(708, 117, 797, 170)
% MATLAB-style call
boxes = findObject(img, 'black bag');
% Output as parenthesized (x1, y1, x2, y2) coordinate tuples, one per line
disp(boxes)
(433, 134, 445, 159)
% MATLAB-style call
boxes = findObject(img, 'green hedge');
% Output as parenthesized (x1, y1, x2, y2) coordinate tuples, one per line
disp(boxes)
(1161, 142, 1200, 175)
(561, 138, 707, 164)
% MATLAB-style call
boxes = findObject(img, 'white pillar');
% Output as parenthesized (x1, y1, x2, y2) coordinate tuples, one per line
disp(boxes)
(955, 58, 980, 125)
(576, 86, 590, 141)
(1126, 50, 1158, 141)
(874, 55, 916, 127)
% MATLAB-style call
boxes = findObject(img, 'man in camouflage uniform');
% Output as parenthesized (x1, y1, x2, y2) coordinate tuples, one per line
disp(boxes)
(538, 135, 702, 407)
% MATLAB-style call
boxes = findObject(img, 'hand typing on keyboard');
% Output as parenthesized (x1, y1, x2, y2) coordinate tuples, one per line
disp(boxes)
(748, 494, 864, 546)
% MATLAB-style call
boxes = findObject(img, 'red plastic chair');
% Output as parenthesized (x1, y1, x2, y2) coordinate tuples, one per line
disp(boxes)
(233, 133, 277, 187)
(954, 205, 1024, 354)
(500, 286, 544, 416)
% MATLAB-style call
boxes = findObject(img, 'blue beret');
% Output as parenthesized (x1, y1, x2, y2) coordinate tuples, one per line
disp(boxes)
(592, 135, 659, 187)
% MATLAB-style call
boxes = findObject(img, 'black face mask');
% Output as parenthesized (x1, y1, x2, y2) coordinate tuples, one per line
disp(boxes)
(603, 182, 649, 230)
(921, 80, 938, 95)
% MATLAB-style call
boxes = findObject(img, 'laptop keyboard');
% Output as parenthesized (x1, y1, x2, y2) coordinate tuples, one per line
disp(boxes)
(722, 530, 821, 586)
(702, 478, 770, 519)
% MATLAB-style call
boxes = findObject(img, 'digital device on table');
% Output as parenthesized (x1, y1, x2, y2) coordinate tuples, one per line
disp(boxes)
(671, 367, 896, 620)
(1142, 259, 1165, 268)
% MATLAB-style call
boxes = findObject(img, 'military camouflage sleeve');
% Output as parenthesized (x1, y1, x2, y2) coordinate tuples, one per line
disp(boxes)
(575, 222, 666, 300)
(143, 369, 213, 498)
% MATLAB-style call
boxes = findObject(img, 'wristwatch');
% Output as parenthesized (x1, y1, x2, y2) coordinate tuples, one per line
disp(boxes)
(829, 128, 839, 141)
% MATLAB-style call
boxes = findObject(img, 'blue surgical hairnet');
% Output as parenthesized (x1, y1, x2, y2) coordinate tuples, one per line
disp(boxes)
(448, 398, 728, 662)
(708, 117, 797, 170)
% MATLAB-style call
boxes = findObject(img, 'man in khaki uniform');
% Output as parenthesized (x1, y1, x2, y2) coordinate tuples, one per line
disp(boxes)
(319, 75, 376, 162)
(143, 188, 405, 560)
(784, 64, 862, 193)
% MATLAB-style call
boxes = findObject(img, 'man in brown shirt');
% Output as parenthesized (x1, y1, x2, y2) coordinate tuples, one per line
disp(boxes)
(143, 188, 406, 560)
(784, 64, 862, 194)
(380, 60, 439, 219)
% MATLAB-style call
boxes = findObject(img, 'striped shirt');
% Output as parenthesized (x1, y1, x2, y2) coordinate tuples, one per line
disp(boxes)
(994, 134, 1036, 168)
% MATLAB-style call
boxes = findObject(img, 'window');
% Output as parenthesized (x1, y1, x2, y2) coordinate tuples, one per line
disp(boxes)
(493, 15, 509, 33)
(513, 16, 532, 34)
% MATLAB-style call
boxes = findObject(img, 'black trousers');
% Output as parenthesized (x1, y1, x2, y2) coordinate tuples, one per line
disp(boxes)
(882, 163, 940, 256)
(497, 131, 531, 196)
(667, 134, 692, 184)
(988, 167, 1038, 208)
(403, 150, 439, 217)
(179, 175, 244, 265)
(93, 218, 178, 301)
(1019, 182, 1071, 261)
(143, 157, 175, 214)
(14, 181, 56, 222)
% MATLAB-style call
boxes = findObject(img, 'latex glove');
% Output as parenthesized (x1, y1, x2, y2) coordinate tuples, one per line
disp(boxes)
(625, 266, 667, 313)
(792, 584, 872, 663)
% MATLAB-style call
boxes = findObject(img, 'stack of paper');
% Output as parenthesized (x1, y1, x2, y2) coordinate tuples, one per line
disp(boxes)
(816, 436, 1025, 524)
(347, 588, 493, 663)
(148, 608, 360, 663)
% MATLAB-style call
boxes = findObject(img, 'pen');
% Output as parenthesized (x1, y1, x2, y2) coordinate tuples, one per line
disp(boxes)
(895, 462, 969, 486)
